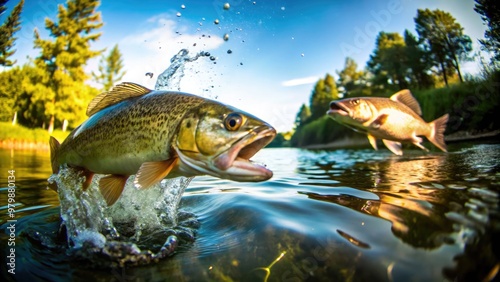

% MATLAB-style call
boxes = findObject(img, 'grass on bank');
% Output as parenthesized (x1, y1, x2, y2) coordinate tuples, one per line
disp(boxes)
(0, 122, 70, 144)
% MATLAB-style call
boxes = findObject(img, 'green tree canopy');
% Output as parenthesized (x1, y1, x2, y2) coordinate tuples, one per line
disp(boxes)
(474, 0, 500, 62)
(33, 0, 103, 131)
(309, 73, 339, 121)
(415, 9, 472, 85)
(336, 57, 366, 97)
(0, 0, 24, 67)
(92, 44, 126, 91)
(368, 32, 409, 90)
(403, 29, 434, 89)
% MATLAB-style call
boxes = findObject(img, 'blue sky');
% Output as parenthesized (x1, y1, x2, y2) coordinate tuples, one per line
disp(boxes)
(2, 0, 488, 132)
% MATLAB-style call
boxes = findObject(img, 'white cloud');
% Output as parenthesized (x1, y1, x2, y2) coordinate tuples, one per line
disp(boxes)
(281, 76, 319, 87)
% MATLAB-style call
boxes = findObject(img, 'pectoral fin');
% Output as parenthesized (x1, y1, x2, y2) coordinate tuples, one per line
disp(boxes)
(368, 114, 388, 129)
(99, 175, 129, 206)
(134, 158, 179, 190)
(382, 139, 403, 155)
(367, 133, 378, 150)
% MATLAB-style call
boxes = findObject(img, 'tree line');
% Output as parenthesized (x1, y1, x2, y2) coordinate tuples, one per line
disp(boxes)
(0, 0, 126, 132)
(285, 1, 499, 148)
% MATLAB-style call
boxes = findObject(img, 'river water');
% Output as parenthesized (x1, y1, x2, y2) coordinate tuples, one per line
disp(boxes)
(1, 141, 499, 281)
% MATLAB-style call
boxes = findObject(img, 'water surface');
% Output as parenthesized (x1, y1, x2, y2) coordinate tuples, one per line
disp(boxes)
(1, 141, 499, 281)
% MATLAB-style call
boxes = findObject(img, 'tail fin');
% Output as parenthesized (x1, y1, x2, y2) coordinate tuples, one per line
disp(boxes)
(49, 136, 61, 174)
(428, 114, 449, 152)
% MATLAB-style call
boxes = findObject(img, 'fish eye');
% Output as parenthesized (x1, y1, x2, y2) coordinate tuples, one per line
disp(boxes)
(224, 112, 243, 131)
(351, 99, 360, 105)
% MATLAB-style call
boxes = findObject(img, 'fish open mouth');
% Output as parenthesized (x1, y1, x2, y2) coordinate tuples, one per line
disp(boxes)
(327, 101, 349, 117)
(213, 126, 276, 181)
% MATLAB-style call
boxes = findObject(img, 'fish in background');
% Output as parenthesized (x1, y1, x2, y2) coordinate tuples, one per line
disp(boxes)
(50, 82, 276, 205)
(327, 89, 448, 155)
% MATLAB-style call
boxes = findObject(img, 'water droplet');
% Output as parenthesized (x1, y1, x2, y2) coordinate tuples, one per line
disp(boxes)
(227, 49, 232, 54)
(240, 62, 243, 65)
(204, 51, 210, 57)
(223, 3, 230, 10)
(301, 53, 305, 57)
(281, 6, 285, 11)
(145, 72, 154, 78)
(176, 12, 181, 17)
(181, 4, 186, 9)
(223, 34, 229, 41)
(253, 1, 256, 5)
(214, 19, 220, 24)
(210, 56, 216, 61)
(291, 37, 295, 40)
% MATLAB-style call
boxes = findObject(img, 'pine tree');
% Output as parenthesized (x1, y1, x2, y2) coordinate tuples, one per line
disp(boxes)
(92, 44, 126, 91)
(33, 0, 103, 132)
(336, 57, 365, 97)
(294, 103, 311, 128)
(309, 74, 339, 121)
(367, 32, 409, 90)
(0, 0, 24, 67)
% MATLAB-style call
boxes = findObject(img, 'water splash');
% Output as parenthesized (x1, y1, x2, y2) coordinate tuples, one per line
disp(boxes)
(48, 166, 196, 267)
(47, 49, 210, 266)
(155, 49, 209, 91)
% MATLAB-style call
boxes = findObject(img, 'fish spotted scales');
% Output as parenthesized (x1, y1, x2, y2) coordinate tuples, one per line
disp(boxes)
(50, 82, 276, 206)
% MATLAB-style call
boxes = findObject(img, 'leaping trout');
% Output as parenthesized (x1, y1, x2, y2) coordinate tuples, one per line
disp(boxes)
(327, 89, 448, 155)
(50, 82, 276, 205)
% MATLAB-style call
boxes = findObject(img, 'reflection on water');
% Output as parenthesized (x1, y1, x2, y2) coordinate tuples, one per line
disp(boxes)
(1, 141, 499, 281)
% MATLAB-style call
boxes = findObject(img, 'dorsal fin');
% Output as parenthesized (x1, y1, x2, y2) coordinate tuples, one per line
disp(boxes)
(390, 89, 422, 116)
(86, 82, 152, 116)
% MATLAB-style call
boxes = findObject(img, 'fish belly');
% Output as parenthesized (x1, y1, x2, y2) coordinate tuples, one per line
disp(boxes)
(371, 109, 429, 142)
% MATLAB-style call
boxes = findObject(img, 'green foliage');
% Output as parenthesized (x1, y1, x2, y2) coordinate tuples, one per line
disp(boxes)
(294, 103, 311, 128)
(33, 0, 103, 130)
(267, 133, 287, 147)
(92, 44, 126, 91)
(474, 0, 500, 62)
(0, 0, 23, 66)
(415, 9, 473, 85)
(423, 70, 500, 132)
(308, 74, 339, 121)
(368, 32, 408, 90)
(0, 64, 99, 129)
(290, 116, 357, 147)
(403, 30, 434, 89)
(0, 122, 69, 143)
(336, 57, 367, 97)
(0, 64, 22, 121)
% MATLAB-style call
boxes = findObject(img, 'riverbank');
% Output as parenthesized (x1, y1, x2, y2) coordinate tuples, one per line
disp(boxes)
(0, 122, 69, 151)
(301, 130, 500, 150)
